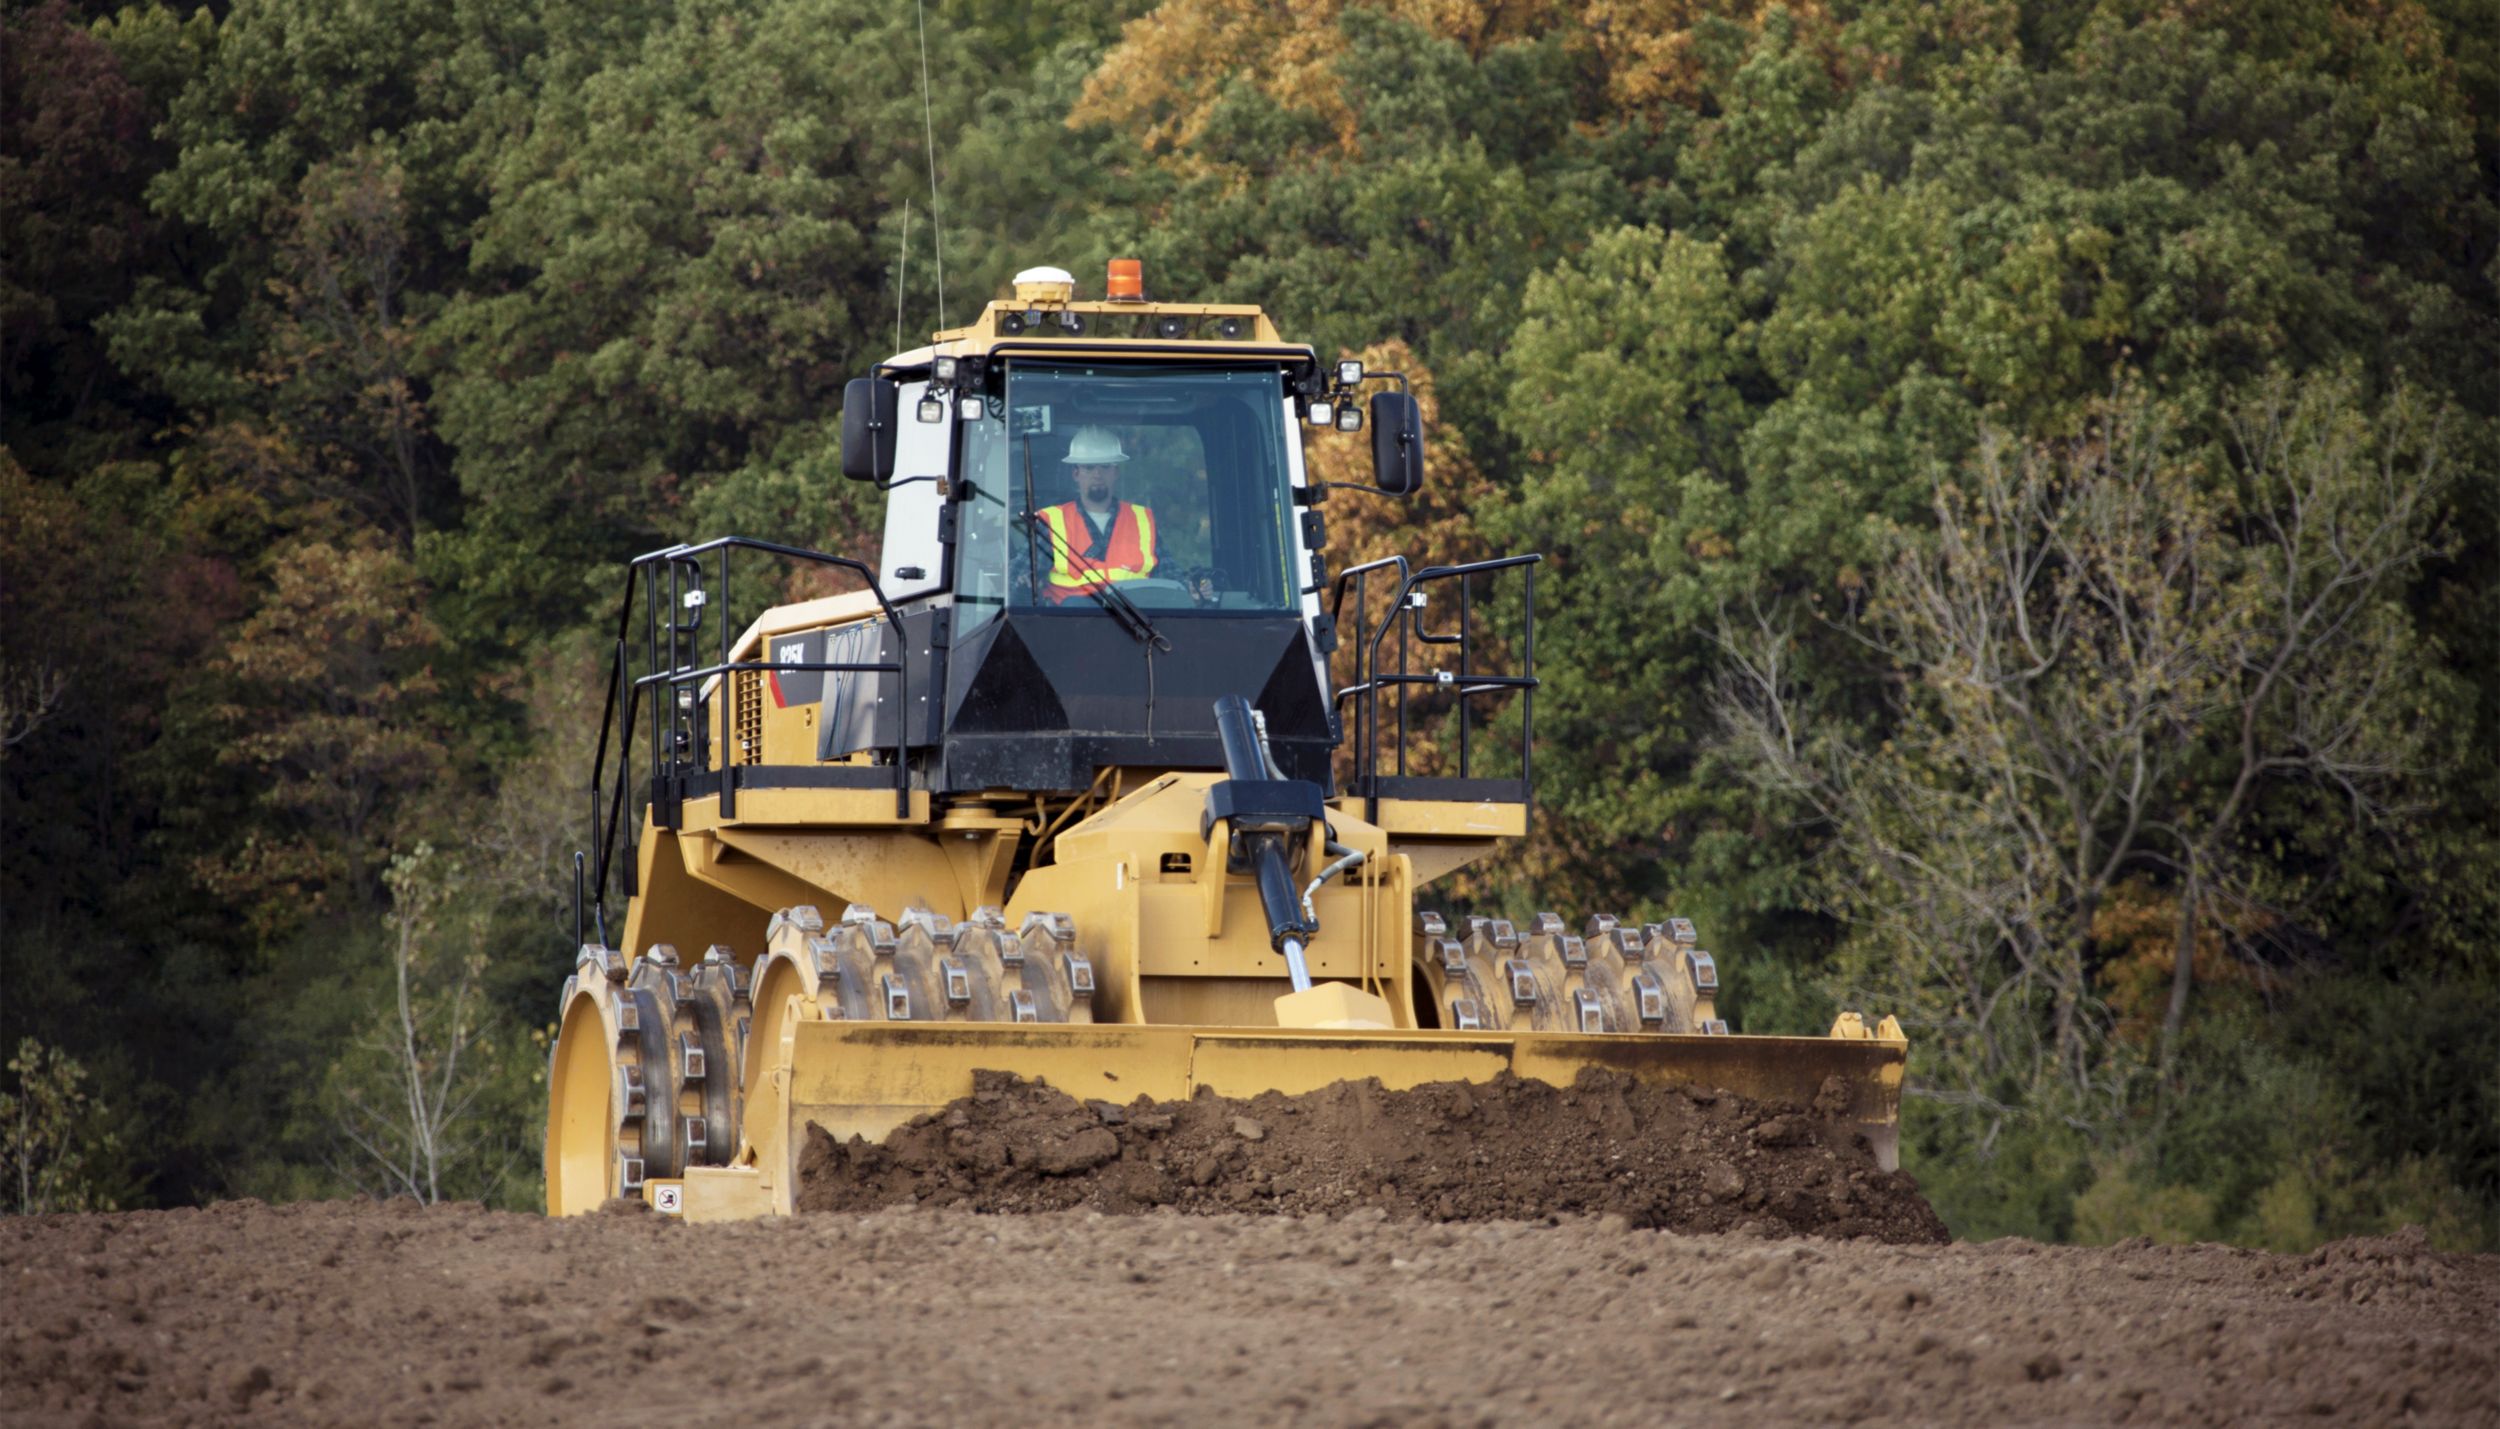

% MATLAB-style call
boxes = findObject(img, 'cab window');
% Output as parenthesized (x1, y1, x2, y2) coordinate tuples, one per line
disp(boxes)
(952, 363, 1298, 624)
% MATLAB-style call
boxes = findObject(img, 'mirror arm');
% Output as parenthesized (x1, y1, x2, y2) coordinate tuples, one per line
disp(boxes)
(1299, 482, 1413, 501)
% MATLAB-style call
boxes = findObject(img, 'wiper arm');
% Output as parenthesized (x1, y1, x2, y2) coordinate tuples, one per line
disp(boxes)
(995, 436, 1173, 651)
(1020, 509, 1172, 652)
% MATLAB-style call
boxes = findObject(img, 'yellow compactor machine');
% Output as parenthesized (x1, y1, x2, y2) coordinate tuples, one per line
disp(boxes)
(545, 263, 1907, 1218)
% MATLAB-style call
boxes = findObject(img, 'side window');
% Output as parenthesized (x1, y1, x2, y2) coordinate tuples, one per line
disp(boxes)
(1201, 396, 1290, 606)
(952, 398, 1007, 638)
(877, 381, 947, 602)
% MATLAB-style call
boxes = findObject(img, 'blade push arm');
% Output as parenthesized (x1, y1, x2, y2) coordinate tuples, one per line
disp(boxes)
(1205, 694, 1324, 990)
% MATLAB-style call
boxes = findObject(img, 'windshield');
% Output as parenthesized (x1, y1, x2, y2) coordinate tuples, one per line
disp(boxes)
(953, 363, 1300, 633)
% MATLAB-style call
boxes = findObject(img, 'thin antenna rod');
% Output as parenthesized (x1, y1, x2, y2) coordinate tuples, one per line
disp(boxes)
(915, 0, 945, 327)
(895, 200, 910, 352)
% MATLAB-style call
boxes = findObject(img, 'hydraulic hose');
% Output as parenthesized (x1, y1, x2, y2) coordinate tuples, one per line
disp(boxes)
(1300, 841, 1366, 926)
(1250, 705, 1289, 780)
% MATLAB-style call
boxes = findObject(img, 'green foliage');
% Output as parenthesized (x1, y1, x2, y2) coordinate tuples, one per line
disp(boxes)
(2, 1039, 129, 1215)
(196, 535, 453, 934)
(426, 0, 1009, 647)
(1712, 374, 2463, 1238)
(2070, 995, 2493, 1253)
(0, 2, 169, 466)
(1901, 1098, 2091, 1244)
(2071, 1153, 2221, 1247)
(1493, 225, 1751, 903)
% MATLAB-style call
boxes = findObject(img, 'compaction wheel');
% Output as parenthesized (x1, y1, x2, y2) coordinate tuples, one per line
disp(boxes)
(1411, 910, 1727, 1034)
(543, 944, 745, 1215)
(551, 904, 1101, 1215)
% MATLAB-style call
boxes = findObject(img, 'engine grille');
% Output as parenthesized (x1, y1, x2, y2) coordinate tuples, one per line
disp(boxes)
(732, 669, 764, 764)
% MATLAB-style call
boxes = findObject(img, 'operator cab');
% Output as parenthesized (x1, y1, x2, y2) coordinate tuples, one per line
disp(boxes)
(836, 264, 1424, 795)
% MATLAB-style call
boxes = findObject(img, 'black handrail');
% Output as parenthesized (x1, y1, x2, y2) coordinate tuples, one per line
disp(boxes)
(1330, 554, 1410, 754)
(579, 536, 913, 952)
(1327, 552, 1541, 825)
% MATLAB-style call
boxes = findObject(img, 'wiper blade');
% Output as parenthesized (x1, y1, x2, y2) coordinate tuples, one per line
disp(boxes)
(1020, 510, 1172, 651)
(1007, 434, 1171, 650)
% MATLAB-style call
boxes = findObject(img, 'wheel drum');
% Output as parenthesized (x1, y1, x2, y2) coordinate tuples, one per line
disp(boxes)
(546, 967, 624, 1216)
(1409, 911, 1490, 1031)
(547, 944, 693, 1213)
(620, 958, 682, 1182)
(678, 947, 748, 1168)
(1465, 916, 1570, 1031)
(745, 906, 832, 1099)
(887, 908, 956, 1021)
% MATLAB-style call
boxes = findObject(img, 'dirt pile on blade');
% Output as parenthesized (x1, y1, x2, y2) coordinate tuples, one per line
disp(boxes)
(794, 1067, 1949, 1243)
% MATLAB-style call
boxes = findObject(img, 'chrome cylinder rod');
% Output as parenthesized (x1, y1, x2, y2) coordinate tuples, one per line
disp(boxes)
(1280, 938, 1313, 993)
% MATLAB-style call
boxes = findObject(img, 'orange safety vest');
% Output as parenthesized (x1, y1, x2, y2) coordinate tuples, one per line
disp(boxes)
(1037, 501, 1158, 601)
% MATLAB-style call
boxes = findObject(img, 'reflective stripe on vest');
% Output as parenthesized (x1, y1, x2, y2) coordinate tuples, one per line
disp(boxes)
(1039, 502, 1157, 594)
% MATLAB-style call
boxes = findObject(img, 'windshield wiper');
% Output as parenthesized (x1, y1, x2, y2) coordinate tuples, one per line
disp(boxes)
(1020, 508, 1172, 652)
(1007, 435, 1172, 652)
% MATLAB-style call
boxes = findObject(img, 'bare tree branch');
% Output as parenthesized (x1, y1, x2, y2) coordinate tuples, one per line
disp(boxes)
(1713, 374, 2448, 1136)
(0, 661, 69, 757)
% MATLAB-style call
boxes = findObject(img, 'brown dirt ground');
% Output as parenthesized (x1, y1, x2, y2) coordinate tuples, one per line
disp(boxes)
(9, 1068, 2499, 1429)
(6, 1201, 2495, 1427)
(796, 1069, 1950, 1244)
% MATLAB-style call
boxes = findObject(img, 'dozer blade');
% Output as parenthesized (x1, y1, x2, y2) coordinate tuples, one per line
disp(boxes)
(699, 1018, 1906, 1219)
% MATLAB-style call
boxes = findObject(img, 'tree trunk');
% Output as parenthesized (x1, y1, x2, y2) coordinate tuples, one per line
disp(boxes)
(2160, 865, 2198, 1080)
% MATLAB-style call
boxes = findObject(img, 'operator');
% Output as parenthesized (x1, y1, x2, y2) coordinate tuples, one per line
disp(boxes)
(1036, 425, 1159, 603)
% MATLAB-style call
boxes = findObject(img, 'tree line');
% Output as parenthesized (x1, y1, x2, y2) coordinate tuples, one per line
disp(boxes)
(3, 0, 2495, 1245)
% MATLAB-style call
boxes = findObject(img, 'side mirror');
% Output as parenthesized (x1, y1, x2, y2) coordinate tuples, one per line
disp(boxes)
(840, 377, 898, 483)
(1369, 391, 1424, 495)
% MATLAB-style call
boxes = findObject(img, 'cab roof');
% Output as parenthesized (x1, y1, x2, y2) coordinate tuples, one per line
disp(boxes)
(880, 294, 1313, 372)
